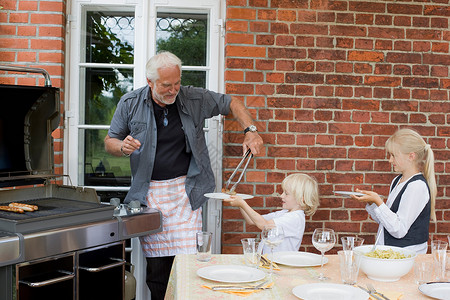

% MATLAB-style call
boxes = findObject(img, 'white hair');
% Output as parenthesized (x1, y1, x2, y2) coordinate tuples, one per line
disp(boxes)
(145, 51, 182, 82)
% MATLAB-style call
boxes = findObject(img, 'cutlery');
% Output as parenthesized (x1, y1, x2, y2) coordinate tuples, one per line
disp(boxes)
(367, 283, 390, 300)
(224, 149, 253, 193)
(212, 279, 269, 291)
(371, 233, 381, 252)
(357, 285, 383, 300)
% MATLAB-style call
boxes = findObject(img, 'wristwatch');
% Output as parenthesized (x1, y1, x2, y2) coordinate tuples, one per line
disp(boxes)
(244, 125, 257, 134)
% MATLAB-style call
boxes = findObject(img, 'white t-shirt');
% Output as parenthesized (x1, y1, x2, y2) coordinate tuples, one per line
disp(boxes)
(366, 173, 429, 254)
(262, 209, 305, 253)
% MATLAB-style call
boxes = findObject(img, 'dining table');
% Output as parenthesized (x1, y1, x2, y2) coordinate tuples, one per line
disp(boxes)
(165, 253, 437, 299)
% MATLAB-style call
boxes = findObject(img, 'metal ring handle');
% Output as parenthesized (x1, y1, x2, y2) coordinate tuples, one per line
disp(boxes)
(79, 258, 125, 273)
(19, 270, 74, 288)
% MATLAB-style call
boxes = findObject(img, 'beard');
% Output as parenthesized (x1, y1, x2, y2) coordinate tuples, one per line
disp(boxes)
(152, 89, 178, 105)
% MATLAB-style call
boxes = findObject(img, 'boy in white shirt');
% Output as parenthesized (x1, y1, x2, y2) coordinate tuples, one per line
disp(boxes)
(224, 173, 320, 253)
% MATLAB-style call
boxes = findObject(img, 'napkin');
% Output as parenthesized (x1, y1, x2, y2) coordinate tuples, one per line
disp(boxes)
(202, 282, 274, 297)
(369, 290, 403, 300)
(259, 255, 280, 271)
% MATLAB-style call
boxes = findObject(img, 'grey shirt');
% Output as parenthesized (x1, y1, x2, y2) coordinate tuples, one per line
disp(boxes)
(108, 85, 231, 210)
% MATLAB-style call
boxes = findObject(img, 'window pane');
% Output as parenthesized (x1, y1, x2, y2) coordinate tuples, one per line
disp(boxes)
(83, 129, 131, 187)
(182, 70, 206, 88)
(85, 11, 135, 64)
(156, 13, 207, 66)
(84, 67, 133, 125)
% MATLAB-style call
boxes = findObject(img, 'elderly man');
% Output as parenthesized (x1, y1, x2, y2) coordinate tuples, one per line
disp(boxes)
(104, 51, 263, 299)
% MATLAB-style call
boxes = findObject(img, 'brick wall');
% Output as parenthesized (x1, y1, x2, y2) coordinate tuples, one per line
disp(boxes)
(0, 0, 66, 179)
(222, 0, 450, 254)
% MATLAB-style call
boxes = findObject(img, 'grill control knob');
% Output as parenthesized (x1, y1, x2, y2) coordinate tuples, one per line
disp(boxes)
(110, 198, 121, 209)
(128, 201, 141, 213)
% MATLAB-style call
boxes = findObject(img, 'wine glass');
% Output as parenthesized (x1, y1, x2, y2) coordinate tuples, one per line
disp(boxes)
(261, 225, 285, 278)
(312, 228, 336, 280)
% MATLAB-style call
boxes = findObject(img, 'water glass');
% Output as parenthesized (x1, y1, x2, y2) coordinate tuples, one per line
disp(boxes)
(341, 236, 364, 251)
(241, 238, 263, 268)
(414, 261, 434, 285)
(431, 239, 448, 281)
(196, 232, 212, 262)
(338, 250, 362, 285)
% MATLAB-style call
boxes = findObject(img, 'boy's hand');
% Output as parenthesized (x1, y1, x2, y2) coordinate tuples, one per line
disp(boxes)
(223, 195, 245, 207)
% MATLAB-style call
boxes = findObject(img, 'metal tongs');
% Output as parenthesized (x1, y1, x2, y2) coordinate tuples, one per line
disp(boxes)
(224, 149, 253, 194)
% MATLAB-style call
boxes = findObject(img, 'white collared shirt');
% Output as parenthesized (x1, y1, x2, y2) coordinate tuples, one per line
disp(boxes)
(366, 173, 429, 254)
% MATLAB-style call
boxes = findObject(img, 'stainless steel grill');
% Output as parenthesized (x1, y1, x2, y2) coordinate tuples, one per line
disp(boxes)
(0, 65, 162, 300)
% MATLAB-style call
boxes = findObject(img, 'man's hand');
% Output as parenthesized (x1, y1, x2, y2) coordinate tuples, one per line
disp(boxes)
(121, 135, 141, 156)
(243, 131, 263, 156)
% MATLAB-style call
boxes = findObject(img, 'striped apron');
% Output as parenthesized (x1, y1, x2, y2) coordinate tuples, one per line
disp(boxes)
(139, 176, 202, 257)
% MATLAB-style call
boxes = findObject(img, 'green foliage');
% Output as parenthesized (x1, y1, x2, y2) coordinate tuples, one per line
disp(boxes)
(157, 19, 207, 67)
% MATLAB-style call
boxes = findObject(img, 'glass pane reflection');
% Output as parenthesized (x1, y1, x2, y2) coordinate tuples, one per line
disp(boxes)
(85, 11, 134, 64)
(83, 129, 131, 187)
(182, 70, 206, 88)
(156, 13, 207, 67)
(84, 68, 133, 125)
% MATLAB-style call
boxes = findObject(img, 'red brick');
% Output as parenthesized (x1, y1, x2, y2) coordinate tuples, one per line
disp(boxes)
(227, 32, 254, 44)
(30, 13, 64, 25)
(355, 38, 373, 50)
(250, 21, 269, 33)
(275, 35, 294, 46)
(388, 3, 423, 15)
(19, 1, 38, 10)
(225, 70, 244, 81)
(406, 29, 442, 40)
(226, 45, 266, 57)
(337, 13, 354, 24)
(271, 0, 308, 9)
(316, 62, 334, 72)
(249, 0, 268, 7)
(375, 15, 392, 26)
(227, 7, 257, 20)
(226, 58, 253, 69)
(276, 85, 294, 95)
(278, 9, 296, 21)
(17, 51, 37, 62)
(375, 39, 392, 50)
(432, 42, 449, 53)
(276, 60, 294, 71)
(318, 12, 335, 23)
(226, 20, 248, 31)
(255, 34, 274, 45)
(255, 59, 273, 70)
(257, 9, 277, 21)
(368, 27, 404, 39)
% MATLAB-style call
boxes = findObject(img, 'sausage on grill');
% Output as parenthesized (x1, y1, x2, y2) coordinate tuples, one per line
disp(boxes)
(9, 202, 38, 212)
(0, 205, 24, 213)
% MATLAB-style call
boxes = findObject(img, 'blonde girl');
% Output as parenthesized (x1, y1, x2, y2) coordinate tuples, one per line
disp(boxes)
(353, 128, 436, 254)
(224, 173, 320, 252)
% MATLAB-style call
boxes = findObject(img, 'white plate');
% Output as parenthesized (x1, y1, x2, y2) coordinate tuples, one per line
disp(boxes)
(204, 192, 253, 200)
(272, 251, 329, 267)
(419, 282, 450, 300)
(334, 191, 365, 198)
(292, 283, 369, 300)
(196, 265, 265, 283)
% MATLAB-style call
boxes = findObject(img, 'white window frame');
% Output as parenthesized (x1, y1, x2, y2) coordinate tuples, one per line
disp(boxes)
(66, 5, 225, 295)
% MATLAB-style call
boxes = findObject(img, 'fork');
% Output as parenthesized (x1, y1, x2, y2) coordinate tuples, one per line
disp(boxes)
(212, 279, 269, 291)
(367, 283, 390, 300)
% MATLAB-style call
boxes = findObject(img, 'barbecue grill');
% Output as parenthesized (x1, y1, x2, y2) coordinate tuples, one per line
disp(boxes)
(0, 65, 162, 300)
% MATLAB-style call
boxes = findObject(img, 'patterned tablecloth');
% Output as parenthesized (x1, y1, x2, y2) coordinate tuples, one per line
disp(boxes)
(165, 253, 435, 300)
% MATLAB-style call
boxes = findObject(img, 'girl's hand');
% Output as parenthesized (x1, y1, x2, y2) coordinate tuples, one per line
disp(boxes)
(351, 189, 384, 206)
(223, 195, 245, 207)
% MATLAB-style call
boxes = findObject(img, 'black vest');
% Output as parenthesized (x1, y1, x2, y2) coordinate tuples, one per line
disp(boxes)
(384, 174, 430, 247)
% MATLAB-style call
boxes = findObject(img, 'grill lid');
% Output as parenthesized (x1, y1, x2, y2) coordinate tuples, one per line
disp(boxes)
(0, 65, 60, 187)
